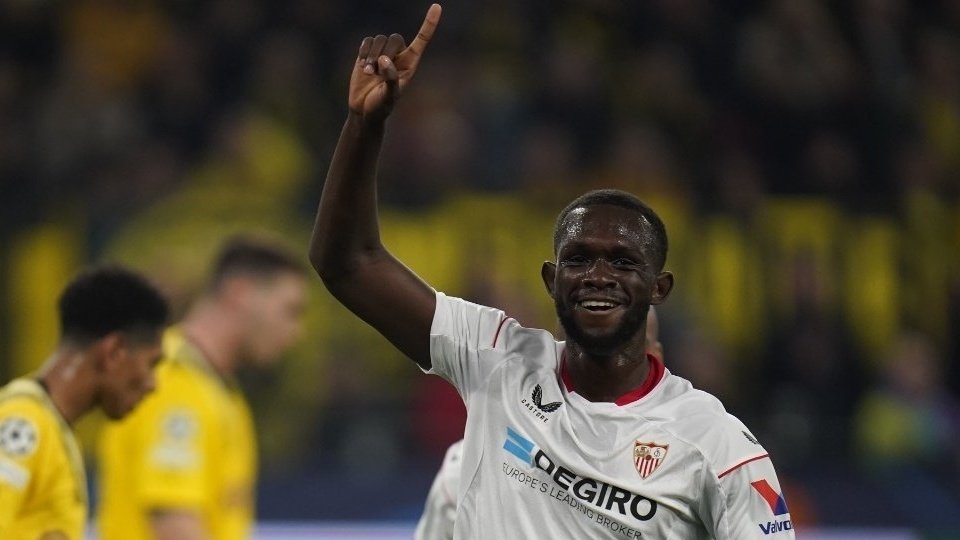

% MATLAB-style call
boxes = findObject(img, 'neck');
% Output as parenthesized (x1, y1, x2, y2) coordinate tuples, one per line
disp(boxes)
(181, 299, 243, 377)
(36, 348, 95, 425)
(564, 339, 651, 403)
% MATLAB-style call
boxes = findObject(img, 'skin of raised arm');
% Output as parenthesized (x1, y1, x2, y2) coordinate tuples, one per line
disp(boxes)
(309, 5, 443, 369)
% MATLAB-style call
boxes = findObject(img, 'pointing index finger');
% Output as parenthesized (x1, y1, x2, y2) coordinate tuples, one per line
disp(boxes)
(407, 4, 442, 58)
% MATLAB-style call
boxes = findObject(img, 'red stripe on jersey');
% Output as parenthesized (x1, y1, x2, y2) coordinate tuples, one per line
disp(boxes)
(491, 316, 509, 348)
(560, 353, 665, 406)
(717, 453, 770, 479)
(614, 354, 665, 406)
(560, 350, 573, 391)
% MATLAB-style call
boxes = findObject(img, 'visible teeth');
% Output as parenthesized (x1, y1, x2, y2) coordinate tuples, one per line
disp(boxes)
(581, 300, 615, 309)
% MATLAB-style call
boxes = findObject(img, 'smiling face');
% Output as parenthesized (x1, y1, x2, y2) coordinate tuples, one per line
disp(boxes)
(543, 204, 673, 355)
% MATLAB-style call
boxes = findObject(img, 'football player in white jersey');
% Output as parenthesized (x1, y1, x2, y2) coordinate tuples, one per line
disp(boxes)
(310, 4, 795, 538)
(414, 307, 664, 540)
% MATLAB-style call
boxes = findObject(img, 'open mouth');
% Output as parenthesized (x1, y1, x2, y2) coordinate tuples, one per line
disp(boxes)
(578, 300, 620, 312)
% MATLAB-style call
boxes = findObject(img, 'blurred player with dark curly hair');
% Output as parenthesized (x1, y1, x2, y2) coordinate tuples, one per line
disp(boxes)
(0, 265, 169, 540)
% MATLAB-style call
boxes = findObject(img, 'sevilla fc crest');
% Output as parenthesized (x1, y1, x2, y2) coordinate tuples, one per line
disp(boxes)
(634, 441, 668, 479)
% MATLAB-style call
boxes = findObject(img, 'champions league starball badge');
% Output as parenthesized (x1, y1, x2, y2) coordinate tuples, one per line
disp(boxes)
(633, 441, 668, 479)
(0, 417, 39, 458)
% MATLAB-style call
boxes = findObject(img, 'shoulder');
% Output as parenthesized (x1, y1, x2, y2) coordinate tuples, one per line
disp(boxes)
(441, 438, 465, 473)
(444, 438, 465, 460)
(155, 353, 211, 390)
(0, 382, 59, 465)
(145, 358, 211, 414)
(497, 319, 559, 357)
(119, 352, 221, 435)
(434, 292, 559, 354)
(648, 373, 728, 423)
(0, 380, 59, 429)
(651, 376, 767, 474)
(438, 439, 465, 485)
(156, 331, 225, 397)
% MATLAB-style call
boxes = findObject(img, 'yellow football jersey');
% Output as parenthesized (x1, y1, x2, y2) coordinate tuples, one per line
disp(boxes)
(97, 327, 256, 540)
(0, 378, 87, 540)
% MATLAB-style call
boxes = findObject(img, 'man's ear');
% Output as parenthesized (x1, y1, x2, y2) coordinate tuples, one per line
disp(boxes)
(541, 261, 557, 299)
(650, 271, 674, 305)
(96, 332, 124, 373)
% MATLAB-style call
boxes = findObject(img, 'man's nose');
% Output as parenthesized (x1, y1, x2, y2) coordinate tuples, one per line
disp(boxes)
(582, 258, 617, 287)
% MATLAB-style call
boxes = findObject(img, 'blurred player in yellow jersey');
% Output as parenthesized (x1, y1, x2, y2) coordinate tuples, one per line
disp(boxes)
(0, 266, 169, 540)
(98, 237, 307, 540)
(414, 307, 663, 540)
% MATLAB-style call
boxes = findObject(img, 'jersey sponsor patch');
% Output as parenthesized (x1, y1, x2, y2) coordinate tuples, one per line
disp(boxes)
(0, 416, 39, 458)
(633, 441, 668, 479)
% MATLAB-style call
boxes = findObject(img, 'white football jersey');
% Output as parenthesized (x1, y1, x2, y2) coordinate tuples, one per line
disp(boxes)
(414, 439, 464, 540)
(426, 293, 796, 539)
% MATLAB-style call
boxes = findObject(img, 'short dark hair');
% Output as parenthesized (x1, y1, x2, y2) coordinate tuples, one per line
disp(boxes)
(553, 189, 669, 271)
(209, 236, 307, 290)
(59, 265, 169, 344)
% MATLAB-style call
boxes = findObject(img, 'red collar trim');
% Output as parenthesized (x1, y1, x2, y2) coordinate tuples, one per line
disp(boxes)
(560, 352, 665, 406)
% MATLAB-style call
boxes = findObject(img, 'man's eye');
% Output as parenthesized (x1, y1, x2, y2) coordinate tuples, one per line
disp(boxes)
(561, 256, 588, 266)
(612, 258, 635, 267)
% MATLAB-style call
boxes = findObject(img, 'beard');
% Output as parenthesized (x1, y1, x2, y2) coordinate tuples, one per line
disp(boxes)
(555, 298, 647, 355)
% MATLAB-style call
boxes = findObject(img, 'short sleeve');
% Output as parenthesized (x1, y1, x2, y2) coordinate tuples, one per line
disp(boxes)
(0, 401, 49, 534)
(702, 453, 795, 539)
(427, 292, 513, 399)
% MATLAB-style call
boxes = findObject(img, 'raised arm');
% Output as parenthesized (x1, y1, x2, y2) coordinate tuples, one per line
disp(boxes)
(309, 4, 442, 369)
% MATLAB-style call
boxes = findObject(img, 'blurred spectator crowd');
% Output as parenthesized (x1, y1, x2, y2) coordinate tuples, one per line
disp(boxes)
(1, 0, 959, 530)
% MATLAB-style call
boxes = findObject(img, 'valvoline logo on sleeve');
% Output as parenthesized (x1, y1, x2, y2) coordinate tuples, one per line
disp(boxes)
(752, 480, 793, 535)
